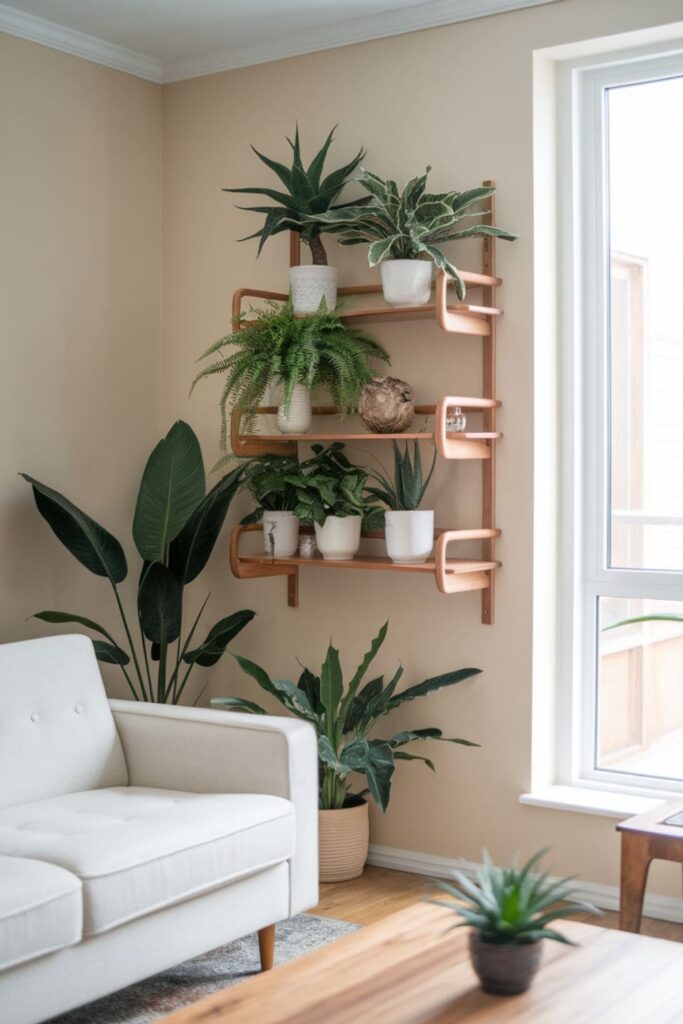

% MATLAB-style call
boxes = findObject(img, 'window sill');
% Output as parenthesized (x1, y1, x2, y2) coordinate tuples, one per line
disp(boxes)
(519, 785, 665, 819)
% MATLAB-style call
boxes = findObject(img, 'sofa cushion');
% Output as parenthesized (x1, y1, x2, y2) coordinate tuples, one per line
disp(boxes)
(0, 787, 294, 936)
(0, 854, 82, 971)
(0, 635, 128, 809)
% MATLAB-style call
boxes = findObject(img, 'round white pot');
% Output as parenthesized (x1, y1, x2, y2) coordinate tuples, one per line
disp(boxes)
(380, 259, 433, 307)
(276, 383, 312, 434)
(314, 515, 362, 561)
(384, 509, 434, 564)
(289, 264, 337, 314)
(262, 511, 300, 558)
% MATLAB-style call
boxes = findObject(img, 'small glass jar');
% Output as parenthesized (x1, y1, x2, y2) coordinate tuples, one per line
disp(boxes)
(446, 406, 467, 433)
(298, 535, 317, 558)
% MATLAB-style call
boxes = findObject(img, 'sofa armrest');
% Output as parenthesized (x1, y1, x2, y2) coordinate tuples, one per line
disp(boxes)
(109, 700, 318, 915)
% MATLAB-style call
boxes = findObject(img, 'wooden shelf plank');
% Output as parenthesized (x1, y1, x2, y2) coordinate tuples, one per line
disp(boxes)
(240, 431, 501, 444)
(324, 303, 499, 334)
(238, 553, 500, 575)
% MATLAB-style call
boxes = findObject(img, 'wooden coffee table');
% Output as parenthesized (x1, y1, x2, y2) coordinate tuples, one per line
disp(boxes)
(617, 799, 683, 932)
(162, 903, 683, 1023)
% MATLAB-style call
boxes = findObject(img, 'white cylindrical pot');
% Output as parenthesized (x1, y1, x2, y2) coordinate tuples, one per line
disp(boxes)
(314, 515, 362, 561)
(276, 383, 312, 434)
(384, 509, 434, 564)
(380, 259, 433, 307)
(289, 265, 338, 314)
(262, 511, 300, 558)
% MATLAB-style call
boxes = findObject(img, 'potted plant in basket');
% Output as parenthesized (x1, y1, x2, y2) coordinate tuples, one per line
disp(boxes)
(191, 302, 389, 454)
(314, 167, 517, 307)
(225, 125, 367, 313)
(212, 621, 481, 881)
(367, 440, 437, 564)
(239, 454, 302, 558)
(289, 442, 383, 560)
(430, 849, 600, 995)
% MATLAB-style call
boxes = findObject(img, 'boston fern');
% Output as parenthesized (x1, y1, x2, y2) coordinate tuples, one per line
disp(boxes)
(212, 621, 480, 811)
(315, 167, 517, 299)
(225, 125, 366, 265)
(192, 302, 389, 448)
(431, 849, 600, 945)
(367, 440, 437, 511)
(22, 422, 254, 704)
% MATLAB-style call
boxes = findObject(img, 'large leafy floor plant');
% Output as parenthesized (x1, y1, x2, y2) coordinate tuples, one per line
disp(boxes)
(22, 421, 254, 704)
(212, 622, 480, 811)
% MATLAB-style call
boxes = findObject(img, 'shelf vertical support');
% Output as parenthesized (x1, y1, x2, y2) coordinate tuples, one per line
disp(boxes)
(481, 180, 497, 624)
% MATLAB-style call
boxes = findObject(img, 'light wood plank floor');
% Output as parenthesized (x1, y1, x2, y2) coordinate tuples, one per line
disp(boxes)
(313, 865, 683, 942)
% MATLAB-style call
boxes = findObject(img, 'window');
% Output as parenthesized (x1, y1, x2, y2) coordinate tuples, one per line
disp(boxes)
(561, 48, 683, 796)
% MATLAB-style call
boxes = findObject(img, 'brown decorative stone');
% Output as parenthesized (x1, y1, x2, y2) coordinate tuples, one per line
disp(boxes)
(358, 376, 414, 433)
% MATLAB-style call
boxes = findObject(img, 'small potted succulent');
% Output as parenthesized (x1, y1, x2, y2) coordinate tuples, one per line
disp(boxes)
(430, 849, 600, 996)
(191, 302, 389, 449)
(367, 440, 437, 564)
(212, 621, 480, 881)
(225, 126, 366, 313)
(239, 454, 302, 558)
(315, 167, 517, 307)
(290, 443, 383, 560)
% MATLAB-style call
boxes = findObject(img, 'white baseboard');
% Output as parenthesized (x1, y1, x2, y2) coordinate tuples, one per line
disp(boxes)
(367, 843, 683, 925)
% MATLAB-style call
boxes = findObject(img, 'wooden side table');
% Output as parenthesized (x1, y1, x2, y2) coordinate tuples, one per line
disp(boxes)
(617, 800, 683, 932)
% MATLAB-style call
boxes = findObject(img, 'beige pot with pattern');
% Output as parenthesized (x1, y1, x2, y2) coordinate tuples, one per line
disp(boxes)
(318, 799, 369, 882)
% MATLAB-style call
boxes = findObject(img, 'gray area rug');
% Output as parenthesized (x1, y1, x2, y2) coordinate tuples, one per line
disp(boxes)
(48, 914, 359, 1024)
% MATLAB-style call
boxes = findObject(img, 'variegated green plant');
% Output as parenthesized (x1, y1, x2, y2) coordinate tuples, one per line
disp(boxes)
(212, 622, 480, 811)
(314, 167, 518, 299)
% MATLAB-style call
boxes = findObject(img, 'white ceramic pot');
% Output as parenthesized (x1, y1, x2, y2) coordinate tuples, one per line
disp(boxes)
(384, 509, 434, 564)
(276, 383, 312, 434)
(314, 515, 362, 561)
(318, 800, 369, 882)
(380, 259, 433, 307)
(289, 265, 337, 314)
(262, 511, 300, 558)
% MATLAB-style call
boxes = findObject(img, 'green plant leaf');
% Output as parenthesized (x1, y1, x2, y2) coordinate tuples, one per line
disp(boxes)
(210, 696, 267, 715)
(183, 609, 256, 667)
(32, 610, 118, 645)
(21, 476, 127, 583)
(138, 562, 182, 645)
(388, 667, 481, 709)
(170, 465, 244, 584)
(133, 422, 206, 563)
(93, 640, 130, 666)
(393, 751, 435, 771)
(339, 738, 395, 812)
(320, 642, 343, 724)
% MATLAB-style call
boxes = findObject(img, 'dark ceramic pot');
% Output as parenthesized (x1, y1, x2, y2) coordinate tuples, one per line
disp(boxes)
(469, 932, 542, 995)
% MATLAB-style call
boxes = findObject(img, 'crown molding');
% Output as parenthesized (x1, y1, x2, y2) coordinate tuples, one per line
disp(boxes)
(0, 2, 162, 82)
(0, 0, 558, 84)
(162, 0, 560, 82)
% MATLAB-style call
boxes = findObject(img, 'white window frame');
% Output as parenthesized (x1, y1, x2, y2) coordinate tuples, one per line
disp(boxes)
(558, 44, 683, 798)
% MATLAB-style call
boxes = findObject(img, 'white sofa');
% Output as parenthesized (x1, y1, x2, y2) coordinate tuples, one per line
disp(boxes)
(0, 634, 318, 1024)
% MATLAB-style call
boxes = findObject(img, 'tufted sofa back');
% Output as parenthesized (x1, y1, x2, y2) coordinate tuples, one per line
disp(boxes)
(0, 634, 128, 808)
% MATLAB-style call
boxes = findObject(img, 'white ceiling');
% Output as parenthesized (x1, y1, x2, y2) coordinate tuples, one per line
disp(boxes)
(0, 0, 560, 82)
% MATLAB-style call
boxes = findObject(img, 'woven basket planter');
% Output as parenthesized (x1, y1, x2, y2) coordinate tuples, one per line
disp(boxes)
(318, 799, 369, 882)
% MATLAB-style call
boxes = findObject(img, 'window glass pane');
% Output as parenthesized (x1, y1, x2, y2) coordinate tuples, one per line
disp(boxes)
(597, 596, 683, 782)
(607, 76, 683, 571)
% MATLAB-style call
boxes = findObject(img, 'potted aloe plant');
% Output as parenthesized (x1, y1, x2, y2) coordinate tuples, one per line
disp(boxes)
(315, 167, 517, 307)
(239, 454, 302, 558)
(290, 442, 383, 560)
(225, 125, 366, 313)
(212, 621, 480, 881)
(192, 302, 389, 453)
(367, 440, 437, 564)
(430, 849, 600, 995)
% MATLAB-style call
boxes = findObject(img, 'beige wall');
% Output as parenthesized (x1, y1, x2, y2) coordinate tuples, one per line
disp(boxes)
(0, 34, 162, 697)
(160, 0, 683, 896)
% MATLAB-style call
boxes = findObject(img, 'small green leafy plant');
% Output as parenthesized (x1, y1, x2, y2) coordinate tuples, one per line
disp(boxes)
(431, 849, 600, 945)
(288, 442, 383, 529)
(192, 301, 389, 446)
(212, 621, 480, 811)
(22, 422, 254, 704)
(366, 441, 437, 511)
(315, 167, 517, 299)
(225, 125, 366, 265)
(239, 454, 300, 524)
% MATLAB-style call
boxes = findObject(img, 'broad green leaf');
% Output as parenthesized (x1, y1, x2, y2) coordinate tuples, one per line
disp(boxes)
(393, 751, 435, 771)
(133, 422, 206, 563)
(339, 738, 395, 812)
(211, 696, 267, 715)
(93, 640, 130, 666)
(32, 610, 118, 645)
(138, 562, 182, 645)
(22, 476, 127, 583)
(183, 609, 256, 667)
(388, 667, 481, 709)
(368, 236, 399, 266)
(320, 642, 343, 723)
(169, 466, 244, 584)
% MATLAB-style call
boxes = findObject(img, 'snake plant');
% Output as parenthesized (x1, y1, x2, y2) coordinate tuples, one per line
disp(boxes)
(315, 167, 518, 299)
(224, 125, 366, 265)
(366, 441, 437, 511)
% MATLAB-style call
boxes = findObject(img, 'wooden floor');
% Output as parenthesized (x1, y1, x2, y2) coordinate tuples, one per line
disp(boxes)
(313, 865, 683, 942)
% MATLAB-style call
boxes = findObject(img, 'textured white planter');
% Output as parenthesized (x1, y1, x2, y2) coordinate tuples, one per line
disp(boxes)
(289, 265, 337, 314)
(318, 800, 369, 882)
(314, 515, 362, 561)
(384, 509, 434, 564)
(262, 511, 300, 558)
(276, 383, 312, 434)
(380, 259, 433, 307)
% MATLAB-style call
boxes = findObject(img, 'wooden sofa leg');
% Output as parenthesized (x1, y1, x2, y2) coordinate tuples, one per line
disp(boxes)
(258, 924, 275, 971)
